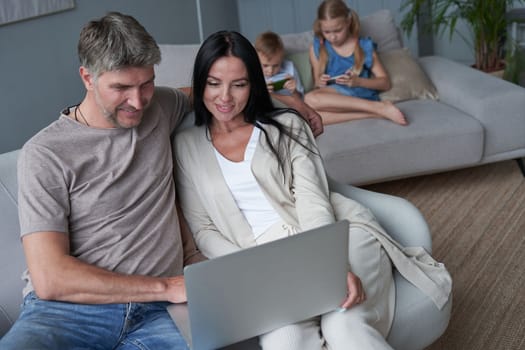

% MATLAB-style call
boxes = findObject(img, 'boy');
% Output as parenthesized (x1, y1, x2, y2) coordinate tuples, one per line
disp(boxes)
(255, 31, 323, 136)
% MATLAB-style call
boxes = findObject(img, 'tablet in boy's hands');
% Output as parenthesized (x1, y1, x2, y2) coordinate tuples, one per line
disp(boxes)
(271, 78, 289, 90)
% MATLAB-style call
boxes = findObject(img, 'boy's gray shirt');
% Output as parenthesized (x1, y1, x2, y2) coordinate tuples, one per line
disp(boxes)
(17, 87, 190, 296)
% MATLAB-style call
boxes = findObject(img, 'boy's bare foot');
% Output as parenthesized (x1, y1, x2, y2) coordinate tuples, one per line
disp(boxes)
(380, 101, 407, 125)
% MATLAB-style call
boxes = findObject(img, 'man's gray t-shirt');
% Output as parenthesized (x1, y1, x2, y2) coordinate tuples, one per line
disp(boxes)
(17, 87, 190, 296)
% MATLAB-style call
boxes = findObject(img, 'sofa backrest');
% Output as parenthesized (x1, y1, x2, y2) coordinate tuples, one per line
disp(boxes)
(280, 9, 403, 54)
(154, 9, 403, 93)
(280, 9, 403, 93)
(0, 150, 26, 337)
(155, 44, 201, 89)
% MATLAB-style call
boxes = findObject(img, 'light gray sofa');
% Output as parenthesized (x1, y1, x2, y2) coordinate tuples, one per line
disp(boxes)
(155, 9, 525, 185)
(1, 11, 457, 343)
(0, 148, 451, 349)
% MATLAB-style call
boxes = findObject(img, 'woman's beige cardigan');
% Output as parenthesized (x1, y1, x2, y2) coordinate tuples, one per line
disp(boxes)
(173, 113, 451, 309)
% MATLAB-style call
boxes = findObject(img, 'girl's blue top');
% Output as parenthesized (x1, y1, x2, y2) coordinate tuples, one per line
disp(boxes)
(313, 36, 379, 101)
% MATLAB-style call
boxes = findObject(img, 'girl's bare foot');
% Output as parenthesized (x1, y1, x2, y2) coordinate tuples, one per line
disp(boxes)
(380, 101, 407, 125)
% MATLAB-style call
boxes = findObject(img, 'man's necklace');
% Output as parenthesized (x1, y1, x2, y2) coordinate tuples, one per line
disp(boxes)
(74, 105, 90, 127)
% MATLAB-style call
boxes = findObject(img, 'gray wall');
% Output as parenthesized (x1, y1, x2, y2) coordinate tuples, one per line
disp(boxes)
(2, 0, 521, 153)
(0, 0, 239, 153)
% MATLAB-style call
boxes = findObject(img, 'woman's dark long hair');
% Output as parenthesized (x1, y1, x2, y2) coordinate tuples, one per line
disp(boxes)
(192, 30, 316, 174)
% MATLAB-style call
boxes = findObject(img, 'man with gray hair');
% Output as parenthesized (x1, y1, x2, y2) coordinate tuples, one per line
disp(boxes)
(0, 12, 203, 349)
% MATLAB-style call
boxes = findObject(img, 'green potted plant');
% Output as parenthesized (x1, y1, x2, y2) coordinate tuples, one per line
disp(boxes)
(503, 38, 525, 85)
(400, 0, 525, 73)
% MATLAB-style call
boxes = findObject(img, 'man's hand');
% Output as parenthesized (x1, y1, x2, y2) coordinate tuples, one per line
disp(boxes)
(165, 275, 188, 303)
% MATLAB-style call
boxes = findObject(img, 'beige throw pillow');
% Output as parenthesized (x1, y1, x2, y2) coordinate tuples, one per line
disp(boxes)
(379, 48, 439, 102)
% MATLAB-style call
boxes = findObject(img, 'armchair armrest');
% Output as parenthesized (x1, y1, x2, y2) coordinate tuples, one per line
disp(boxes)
(327, 177, 453, 350)
(327, 176, 432, 252)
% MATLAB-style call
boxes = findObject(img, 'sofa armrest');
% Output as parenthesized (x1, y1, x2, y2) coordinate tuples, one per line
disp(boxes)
(0, 149, 25, 337)
(418, 56, 525, 121)
(0, 150, 19, 202)
(418, 56, 525, 157)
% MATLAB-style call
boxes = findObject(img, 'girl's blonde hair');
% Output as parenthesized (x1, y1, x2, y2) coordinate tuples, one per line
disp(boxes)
(313, 0, 363, 76)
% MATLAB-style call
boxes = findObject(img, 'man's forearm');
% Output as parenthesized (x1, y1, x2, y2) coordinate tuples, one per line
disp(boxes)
(42, 258, 184, 304)
(23, 231, 187, 304)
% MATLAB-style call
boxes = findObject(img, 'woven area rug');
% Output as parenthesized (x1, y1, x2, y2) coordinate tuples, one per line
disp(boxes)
(365, 160, 525, 350)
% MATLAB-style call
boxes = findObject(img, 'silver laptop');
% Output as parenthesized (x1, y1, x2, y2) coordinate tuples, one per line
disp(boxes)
(167, 220, 349, 350)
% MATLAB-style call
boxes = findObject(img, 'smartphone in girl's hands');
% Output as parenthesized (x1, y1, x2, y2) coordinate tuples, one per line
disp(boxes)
(327, 73, 350, 85)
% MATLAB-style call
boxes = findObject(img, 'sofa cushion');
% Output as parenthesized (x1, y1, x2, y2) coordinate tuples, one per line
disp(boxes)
(280, 31, 314, 54)
(286, 51, 314, 93)
(281, 9, 402, 54)
(360, 9, 403, 52)
(316, 100, 484, 184)
(288, 46, 437, 97)
(281, 9, 404, 94)
(379, 48, 438, 103)
(156, 44, 201, 88)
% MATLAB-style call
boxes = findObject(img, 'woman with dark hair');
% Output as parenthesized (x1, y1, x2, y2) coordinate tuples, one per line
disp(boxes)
(191, 30, 314, 169)
(175, 30, 396, 349)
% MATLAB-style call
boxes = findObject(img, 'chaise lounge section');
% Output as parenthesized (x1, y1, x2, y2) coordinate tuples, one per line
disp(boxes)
(156, 9, 525, 185)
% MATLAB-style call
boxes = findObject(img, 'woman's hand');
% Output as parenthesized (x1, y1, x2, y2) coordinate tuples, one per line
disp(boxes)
(340, 271, 366, 309)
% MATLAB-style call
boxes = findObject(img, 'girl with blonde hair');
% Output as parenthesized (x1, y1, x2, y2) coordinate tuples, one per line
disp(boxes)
(305, 0, 407, 125)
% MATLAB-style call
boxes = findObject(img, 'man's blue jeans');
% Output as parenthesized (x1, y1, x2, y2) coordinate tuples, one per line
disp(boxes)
(0, 292, 189, 349)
